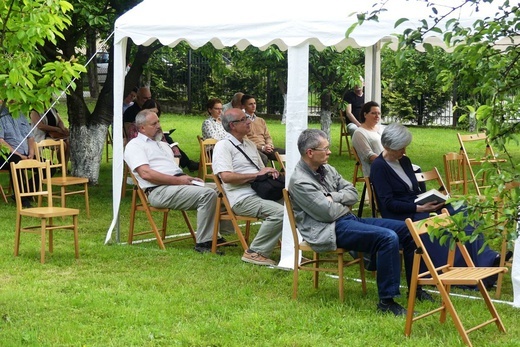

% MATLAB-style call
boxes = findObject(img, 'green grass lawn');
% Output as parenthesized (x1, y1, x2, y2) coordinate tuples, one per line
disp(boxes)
(0, 114, 519, 346)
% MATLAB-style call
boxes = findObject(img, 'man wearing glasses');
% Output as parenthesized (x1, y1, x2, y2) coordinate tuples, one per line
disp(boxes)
(212, 108, 284, 266)
(288, 129, 433, 316)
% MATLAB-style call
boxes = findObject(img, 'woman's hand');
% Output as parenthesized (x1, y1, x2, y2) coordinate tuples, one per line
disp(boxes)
(416, 201, 444, 213)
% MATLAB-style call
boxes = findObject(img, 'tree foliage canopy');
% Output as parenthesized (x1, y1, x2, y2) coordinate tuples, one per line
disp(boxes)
(0, 0, 85, 115)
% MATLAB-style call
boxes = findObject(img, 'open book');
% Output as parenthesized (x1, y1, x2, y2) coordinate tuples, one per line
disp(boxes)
(414, 188, 449, 205)
(192, 180, 205, 187)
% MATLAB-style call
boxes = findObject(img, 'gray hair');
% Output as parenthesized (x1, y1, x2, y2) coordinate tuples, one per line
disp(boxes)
(297, 129, 328, 155)
(381, 123, 412, 150)
(221, 108, 244, 132)
(135, 109, 155, 128)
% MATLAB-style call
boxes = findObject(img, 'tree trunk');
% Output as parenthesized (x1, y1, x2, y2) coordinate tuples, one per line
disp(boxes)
(70, 123, 108, 185)
(319, 110, 333, 141)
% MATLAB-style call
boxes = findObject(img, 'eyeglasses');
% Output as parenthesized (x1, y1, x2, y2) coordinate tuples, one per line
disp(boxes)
(213, 107, 223, 111)
(231, 117, 249, 123)
(311, 146, 330, 152)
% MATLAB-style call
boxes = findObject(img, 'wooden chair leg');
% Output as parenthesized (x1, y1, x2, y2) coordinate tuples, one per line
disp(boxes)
(40, 219, 47, 264)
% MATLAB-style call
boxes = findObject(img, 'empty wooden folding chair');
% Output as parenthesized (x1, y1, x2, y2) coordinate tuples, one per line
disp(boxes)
(457, 133, 505, 195)
(405, 209, 507, 347)
(199, 138, 218, 182)
(283, 189, 366, 302)
(338, 110, 353, 158)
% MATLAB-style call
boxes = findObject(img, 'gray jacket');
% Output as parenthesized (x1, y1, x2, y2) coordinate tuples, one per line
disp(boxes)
(288, 159, 358, 252)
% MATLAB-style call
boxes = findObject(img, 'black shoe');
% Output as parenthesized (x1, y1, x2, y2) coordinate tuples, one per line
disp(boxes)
(187, 161, 199, 172)
(409, 289, 434, 302)
(377, 299, 407, 316)
(194, 241, 223, 255)
(217, 237, 237, 247)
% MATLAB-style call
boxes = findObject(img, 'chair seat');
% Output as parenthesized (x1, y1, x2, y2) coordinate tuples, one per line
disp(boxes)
(428, 267, 508, 285)
(299, 241, 345, 254)
(43, 176, 89, 186)
(20, 207, 80, 218)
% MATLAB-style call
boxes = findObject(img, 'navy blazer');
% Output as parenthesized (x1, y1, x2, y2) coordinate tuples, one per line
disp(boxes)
(370, 154, 430, 221)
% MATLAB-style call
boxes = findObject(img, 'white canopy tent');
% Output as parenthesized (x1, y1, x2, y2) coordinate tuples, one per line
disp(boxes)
(107, 0, 519, 305)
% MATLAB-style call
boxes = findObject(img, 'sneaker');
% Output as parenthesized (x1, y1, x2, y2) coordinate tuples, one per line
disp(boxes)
(377, 299, 407, 316)
(241, 250, 276, 266)
(409, 289, 435, 302)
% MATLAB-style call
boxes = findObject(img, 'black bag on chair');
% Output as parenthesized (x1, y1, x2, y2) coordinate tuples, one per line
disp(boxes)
(231, 140, 284, 201)
(251, 173, 285, 201)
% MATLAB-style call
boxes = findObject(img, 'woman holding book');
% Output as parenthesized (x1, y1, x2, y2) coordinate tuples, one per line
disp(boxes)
(370, 123, 499, 279)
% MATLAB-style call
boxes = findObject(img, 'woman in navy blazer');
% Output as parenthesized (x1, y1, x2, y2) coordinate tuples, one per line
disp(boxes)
(370, 123, 499, 285)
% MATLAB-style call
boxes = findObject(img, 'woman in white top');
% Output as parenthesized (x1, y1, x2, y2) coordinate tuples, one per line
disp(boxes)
(201, 98, 228, 140)
(351, 101, 385, 177)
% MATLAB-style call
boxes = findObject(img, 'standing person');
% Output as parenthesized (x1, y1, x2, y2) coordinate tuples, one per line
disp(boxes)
(370, 123, 501, 285)
(289, 128, 433, 316)
(124, 109, 219, 253)
(351, 101, 385, 177)
(241, 94, 285, 165)
(0, 104, 37, 207)
(201, 98, 228, 140)
(212, 108, 284, 266)
(343, 77, 365, 136)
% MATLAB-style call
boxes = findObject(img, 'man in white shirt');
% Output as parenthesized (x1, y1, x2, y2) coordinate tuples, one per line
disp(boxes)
(212, 108, 283, 266)
(124, 109, 218, 253)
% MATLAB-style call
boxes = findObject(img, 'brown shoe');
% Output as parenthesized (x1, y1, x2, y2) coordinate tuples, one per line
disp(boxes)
(241, 250, 276, 266)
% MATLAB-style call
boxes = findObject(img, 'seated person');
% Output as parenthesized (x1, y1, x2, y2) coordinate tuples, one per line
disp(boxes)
(123, 87, 138, 113)
(342, 78, 364, 136)
(289, 128, 432, 316)
(241, 94, 285, 165)
(0, 105, 37, 207)
(222, 92, 244, 113)
(212, 108, 284, 266)
(370, 123, 500, 285)
(30, 106, 70, 163)
(202, 98, 228, 140)
(124, 109, 218, 253)
(351, 101, 384, 177)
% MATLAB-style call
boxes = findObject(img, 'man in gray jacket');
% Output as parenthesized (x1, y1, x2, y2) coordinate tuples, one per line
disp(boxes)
(288, 129, 431, 316)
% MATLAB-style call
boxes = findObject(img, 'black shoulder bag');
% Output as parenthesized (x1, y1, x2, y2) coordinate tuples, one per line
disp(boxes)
(230, 140, 285, 201)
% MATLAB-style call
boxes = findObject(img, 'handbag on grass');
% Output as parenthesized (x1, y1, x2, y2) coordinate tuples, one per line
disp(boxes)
(231, 140, 285, 201)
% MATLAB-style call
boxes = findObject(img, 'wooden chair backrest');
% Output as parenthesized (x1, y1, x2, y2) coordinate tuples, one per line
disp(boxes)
(199, 138, 218, 181)
(274, 151, 286, 173)
(34, 139, 66, 178)
(10, 159, 51, 210)
(443, 152, 467, 195)
(351, 146, 364, 185)
(415, 167, 448, 195)
(282, 189, 300, 249)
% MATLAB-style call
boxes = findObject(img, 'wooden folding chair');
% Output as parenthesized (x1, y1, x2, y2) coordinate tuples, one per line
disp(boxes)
(338, 110, 353, 158)
(105, 126, 113, 163)
(363, 177, 380, 218)
(11, 159, 79, 263)
(351, 147, 368, 217)
(404, 209, 507, 346)
(211, 175, 257, 253)
(283, 189, 366, 302)
(274, 151, 286, 173)
(415, 167, 448, 195)
(493, 181, 519, 299)
(199, 138, 218, 182)
(443, 152, 468, 196)
(34, 139, 90, 217)
(457, 133, 505, 195)
(127, 167, 196, 250)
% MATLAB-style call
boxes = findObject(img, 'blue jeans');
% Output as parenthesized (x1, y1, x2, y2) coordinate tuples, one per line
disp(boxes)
(335, 214, 415, 299)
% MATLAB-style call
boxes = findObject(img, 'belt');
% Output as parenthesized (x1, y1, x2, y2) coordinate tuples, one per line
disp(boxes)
(144, 186, 159, 196)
